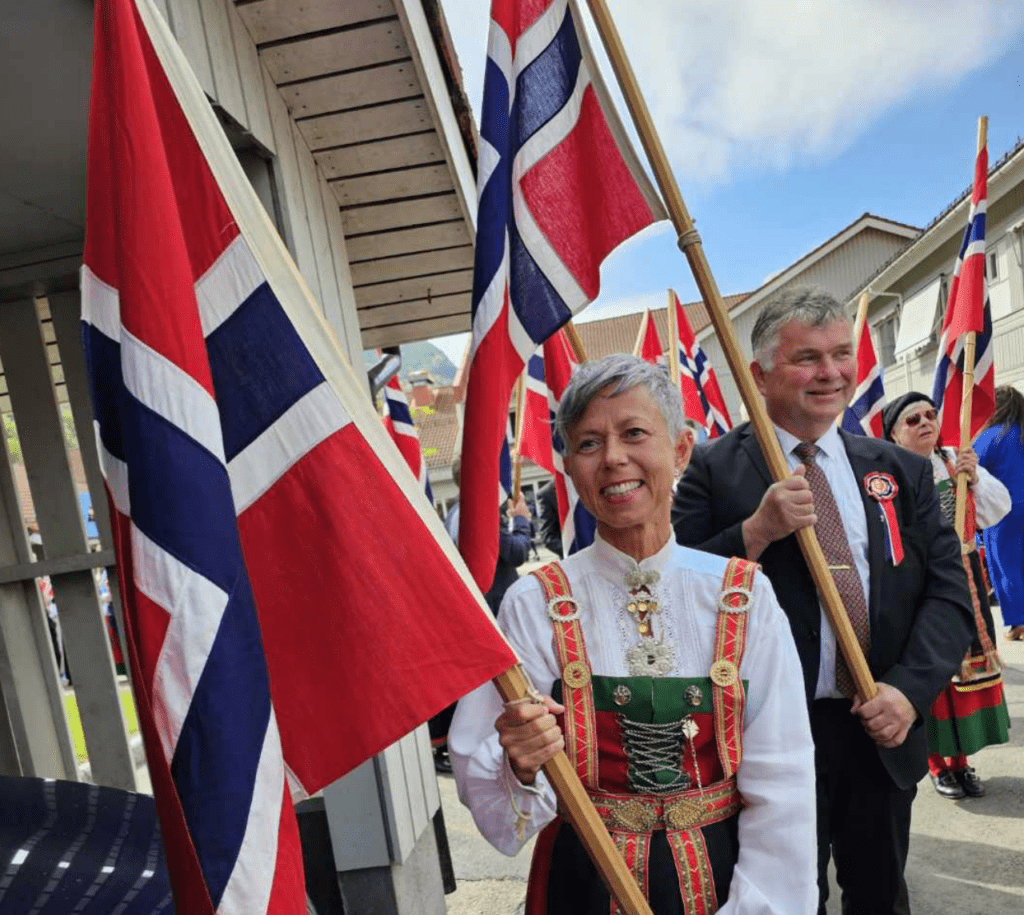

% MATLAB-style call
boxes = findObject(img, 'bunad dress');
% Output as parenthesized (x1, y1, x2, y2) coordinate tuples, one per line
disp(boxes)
(926, 449, 1012, 760)
(449, 535, 816, 914)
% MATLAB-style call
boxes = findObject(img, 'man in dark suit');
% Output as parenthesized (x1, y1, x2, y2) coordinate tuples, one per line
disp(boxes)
(673, 287, 972, 914)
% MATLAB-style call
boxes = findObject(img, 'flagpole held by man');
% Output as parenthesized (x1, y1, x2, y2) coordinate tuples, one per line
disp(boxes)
(580, 0, 877, 699)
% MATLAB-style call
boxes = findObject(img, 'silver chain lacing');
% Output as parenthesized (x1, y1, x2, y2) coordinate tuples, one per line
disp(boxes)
(619, 716, 695, 794)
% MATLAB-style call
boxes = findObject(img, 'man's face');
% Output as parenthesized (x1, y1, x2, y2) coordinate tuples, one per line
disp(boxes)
(752, 319, 856, 440)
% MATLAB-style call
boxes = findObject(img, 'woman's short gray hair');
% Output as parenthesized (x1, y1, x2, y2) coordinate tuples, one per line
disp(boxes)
(751, 287, 849, 370)
(555, 353, 685, 446)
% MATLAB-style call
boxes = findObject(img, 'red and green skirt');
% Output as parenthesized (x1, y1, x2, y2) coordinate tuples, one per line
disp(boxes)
(926, 675, 1010, 757)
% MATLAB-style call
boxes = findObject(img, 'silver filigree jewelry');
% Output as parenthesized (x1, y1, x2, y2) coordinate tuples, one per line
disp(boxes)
(625, 568, 660, 590)
(626, 638, 676, 677)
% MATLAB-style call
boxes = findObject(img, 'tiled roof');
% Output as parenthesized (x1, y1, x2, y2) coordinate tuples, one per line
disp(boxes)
(417, 400, 460, 473)
(575, 292, 751, 353)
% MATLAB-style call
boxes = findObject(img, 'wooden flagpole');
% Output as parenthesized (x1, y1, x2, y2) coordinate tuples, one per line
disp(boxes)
(563, 319, 589, 363)
(583, 0, 877, 700)
(666, 290, 681, 387)
(511, 370, 527, 501)
(953, 116, 988, 541)
(632, 309, 649, 357)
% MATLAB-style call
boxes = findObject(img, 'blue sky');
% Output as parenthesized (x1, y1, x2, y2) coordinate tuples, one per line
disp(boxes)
(430, 1, 1024, 365)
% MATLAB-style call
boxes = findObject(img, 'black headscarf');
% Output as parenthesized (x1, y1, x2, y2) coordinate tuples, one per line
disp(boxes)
(881, 391, 934, 442)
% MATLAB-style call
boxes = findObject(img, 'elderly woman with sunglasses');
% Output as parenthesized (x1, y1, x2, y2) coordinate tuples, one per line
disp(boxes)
(881, 392, 1011, 800)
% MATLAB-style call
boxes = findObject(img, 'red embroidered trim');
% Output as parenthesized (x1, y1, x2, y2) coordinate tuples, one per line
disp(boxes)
(532, 563, 599, 788)
(712, 558, 756, 780)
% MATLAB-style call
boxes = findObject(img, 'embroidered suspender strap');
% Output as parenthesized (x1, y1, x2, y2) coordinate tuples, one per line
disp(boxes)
(711, 557, 757, 780)
(531, 562, 599, 789)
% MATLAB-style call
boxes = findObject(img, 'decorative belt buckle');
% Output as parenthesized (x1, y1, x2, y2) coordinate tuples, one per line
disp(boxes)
(610, 799, 659, 832)
(665, 797, 706, 830)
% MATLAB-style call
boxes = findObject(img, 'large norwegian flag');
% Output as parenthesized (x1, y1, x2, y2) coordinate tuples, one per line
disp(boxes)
(383, 374, 433, 502)
(932, 142, 996, 444)
(841, 323, 886, 437)
(459, 0, 666, 589)
(82, 2, 515, 913)
(634, 308, 665, 364)
(518, 331, 596, 556)
(671, 291, 732, 437)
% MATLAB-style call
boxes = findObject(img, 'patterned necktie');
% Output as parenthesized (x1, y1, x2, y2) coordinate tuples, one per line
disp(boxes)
(793, 442, 870, 698)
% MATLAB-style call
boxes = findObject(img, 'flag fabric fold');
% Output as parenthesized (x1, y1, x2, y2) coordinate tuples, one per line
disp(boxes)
(932, 143, 996, 445)
(83, 2, 516, 912)
(671, 291, 732, 437)
(383, 373, 434, 502)
(459, 0, 666, 590)
(841, 323, 886, 437)
(634, 308, 664, 364)
(518, 331, 596, 556)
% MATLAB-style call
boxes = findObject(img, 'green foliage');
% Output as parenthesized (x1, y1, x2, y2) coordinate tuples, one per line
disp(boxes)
(3, 413, 20, 463)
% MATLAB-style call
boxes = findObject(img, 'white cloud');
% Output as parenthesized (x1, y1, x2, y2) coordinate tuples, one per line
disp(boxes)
(438, 0, 1024, 185)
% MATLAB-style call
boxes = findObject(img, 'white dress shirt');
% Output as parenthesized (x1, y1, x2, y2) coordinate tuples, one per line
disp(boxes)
(449, 533, 817, 914)
(775, 423, 870, 700)
(931, 448, 1011, 529)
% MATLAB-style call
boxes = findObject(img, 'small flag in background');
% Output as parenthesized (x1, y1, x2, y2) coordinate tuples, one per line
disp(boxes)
(518, 331, 596, 557)
(634, 308, 665, 364)
(383, 373, 433, 502)
(841, 324, 886, 437)
(932, 139, 995, 445)
(83, 2, 516, 913)
(459, 0, 666, 591)
(671, 291, 732, 437)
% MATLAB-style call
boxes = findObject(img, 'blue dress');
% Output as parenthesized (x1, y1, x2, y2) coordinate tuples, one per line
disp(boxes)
(975, 424, 1024, 627)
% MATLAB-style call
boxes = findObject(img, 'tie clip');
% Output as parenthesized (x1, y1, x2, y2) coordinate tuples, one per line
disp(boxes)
(828, 564, 852, 571)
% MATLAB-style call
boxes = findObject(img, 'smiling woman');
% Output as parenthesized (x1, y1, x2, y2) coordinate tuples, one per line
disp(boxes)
(448, 353, 818, 915)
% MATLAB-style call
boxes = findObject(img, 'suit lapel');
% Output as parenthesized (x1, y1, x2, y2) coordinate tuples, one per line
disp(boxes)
(841, 430, 886, 628)
(739, 425, 774, 489)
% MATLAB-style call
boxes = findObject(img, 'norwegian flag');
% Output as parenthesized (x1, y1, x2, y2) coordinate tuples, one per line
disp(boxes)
(932, 141, 995, 445)
(841, 323, 886, 437)
(671, 291, 732, 437)
(458, 0, 666, 589)
(518, 332, 596, 556)
(634, 308, 665, 364)
(82, 3, 515, 913)
(383, 374, 433, 502)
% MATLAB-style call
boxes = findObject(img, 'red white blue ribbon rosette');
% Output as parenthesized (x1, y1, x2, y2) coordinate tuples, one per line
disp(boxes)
(863, 471, 903, 565)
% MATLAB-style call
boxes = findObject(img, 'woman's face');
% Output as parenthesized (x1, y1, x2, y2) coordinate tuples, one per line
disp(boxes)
(892, 403, 939, 457)
(562, 384, 683, 559)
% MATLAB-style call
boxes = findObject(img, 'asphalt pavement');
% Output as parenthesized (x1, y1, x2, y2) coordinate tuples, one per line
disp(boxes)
(440, 603, 1024, 914)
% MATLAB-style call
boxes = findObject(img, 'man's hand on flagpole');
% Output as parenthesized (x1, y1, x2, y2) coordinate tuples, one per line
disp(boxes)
(851, 683, 917, 749)
(741, 465, 817, 560)
(497, 696, 565, 785)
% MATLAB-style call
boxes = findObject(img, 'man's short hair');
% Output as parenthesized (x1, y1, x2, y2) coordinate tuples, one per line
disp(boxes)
(751, 287, 849, 371)
(555, 353, 685, 446)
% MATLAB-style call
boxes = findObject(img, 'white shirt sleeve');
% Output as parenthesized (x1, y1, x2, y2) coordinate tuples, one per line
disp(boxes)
(448, 577, 561, 856)
(717, 578, 818, 915)
(972, 464, 1012, 529)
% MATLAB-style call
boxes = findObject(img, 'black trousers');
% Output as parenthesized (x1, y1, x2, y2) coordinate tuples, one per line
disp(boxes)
(812, 700, 916, 915)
